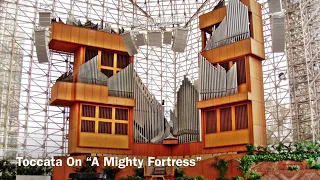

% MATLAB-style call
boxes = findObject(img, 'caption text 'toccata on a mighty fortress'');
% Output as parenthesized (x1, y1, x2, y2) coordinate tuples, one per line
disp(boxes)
(16, 156, 202, 168)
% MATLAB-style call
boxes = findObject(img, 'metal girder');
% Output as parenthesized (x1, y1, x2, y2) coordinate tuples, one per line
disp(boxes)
(184, 0, 210, 28)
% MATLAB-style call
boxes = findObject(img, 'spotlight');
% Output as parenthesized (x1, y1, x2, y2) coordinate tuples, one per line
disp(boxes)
(278, 72, 286, 81)
(313, 63, 319, 73)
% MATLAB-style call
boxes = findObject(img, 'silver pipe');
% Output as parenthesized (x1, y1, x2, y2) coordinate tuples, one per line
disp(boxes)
(216, 64, 220, 98)
(207, 60, 211, 99)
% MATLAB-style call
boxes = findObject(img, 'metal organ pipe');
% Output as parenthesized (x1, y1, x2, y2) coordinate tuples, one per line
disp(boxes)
(107, 63, 134, 98)
(200, 58, 238, 101)
(205, 0, 250, 50)
(79, 56, 108, 85)
(133, 72, 165, 144)
(130, 59, 238, 144)
(176, 76, 200, 143)
(227, 63, 238, 95)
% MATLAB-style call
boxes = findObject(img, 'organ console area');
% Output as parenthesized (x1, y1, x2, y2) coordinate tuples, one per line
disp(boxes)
(49, 0, 266, 179)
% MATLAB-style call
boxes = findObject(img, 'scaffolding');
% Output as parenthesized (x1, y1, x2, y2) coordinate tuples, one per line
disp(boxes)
(284, 0, 320, 142)
(0, 0, 315, 158)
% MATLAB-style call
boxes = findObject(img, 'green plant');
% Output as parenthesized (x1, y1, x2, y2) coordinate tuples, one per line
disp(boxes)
(311, 164, 320, 169)
(75, 157, 97, 173)
(0, 159, 16, 179)
(307, 157, 315, 167)
(287, 165, 300, 171)
(119, 176, 144, 180)
(217, 178, 229, 180)
(247, 171, 261, 180)
(133, 167, 144, 178)
(245, 144, 256, 155)
(175, 168, 185, 178)
(237, 156, 255, 180)
(173, 168, 204, 180)
(232, 177, 244, 180)
(71, 156, 98, 179)
(194, 177, 205, 180)
(293, 142, 308, 154)
(16, 165, 50, 175)
(212, 157, 230, 180)
(103, 166, 120, 180)
(306, 157, 320, 169)
(175, 176, 205, 180)
(0, 159, 15, 179)
(273, 142, 286, 154)
(256, 146, 265, 154)
(0, 172, 15, 180)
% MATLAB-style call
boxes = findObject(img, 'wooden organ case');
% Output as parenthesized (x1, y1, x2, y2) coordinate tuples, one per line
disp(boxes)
(48, 0, 266, 178)
(49, 22, 135, 154)
(197, 0, 266, 149)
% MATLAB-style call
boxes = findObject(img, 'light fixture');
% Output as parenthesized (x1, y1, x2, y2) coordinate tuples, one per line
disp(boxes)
(278, 72, 286, 81)
(313, 63, 319, 73)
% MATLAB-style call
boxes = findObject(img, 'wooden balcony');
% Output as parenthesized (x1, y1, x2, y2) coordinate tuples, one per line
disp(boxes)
(49, 22, 127, 53)
(50, 81, 135, 107)
(197, 92, 252, 109)
(204, 129, 250, 148)
(79, 133, 129, 149)
(201, 38, 265, 64)
(50, 81, 74, 106)
(74, 83, 109, 104)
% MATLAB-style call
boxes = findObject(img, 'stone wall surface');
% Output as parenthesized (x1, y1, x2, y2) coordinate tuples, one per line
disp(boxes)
(252, 161, 320, 180)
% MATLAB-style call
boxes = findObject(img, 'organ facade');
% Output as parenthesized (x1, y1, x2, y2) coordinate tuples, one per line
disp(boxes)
(198, 0, 266, 148)
(48, 0, 265, 179)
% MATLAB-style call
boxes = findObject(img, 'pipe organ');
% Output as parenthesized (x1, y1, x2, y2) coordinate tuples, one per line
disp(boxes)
(48, 2, 265, 175)
(133, 71, 165, 143)
(171, 110, 178, 137)
(200, 58, 238, 101)
(79, 56, 108, 86)
(175, 76, 200, 143)
(205, 0, 250, 50)
(198, 0, 266, 148)
(107, 63, 134, 98)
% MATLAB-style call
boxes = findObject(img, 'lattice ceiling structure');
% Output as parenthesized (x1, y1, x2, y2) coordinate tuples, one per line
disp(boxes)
(0, 0, 317, 158)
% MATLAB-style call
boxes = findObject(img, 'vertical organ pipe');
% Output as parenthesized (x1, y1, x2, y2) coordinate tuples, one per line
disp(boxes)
(79, 56, 108, 85)
(176, 76, 200, 143)
(133, 71, 165, 144)
(200, 58, 238, 100)
(205, 0, 250, 50)
(107, 63, 133, 98)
